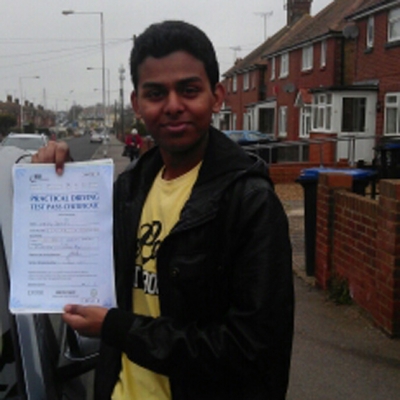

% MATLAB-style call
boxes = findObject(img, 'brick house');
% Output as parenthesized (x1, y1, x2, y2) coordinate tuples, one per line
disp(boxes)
(262, 0, 382, 164)
(346, 0, 400, 143)
(216, 0, 312, 134)
(218, 0, 394, 165)
(0, 95, 55, 132)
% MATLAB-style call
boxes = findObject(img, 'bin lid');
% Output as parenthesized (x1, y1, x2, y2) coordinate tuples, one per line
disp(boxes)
(382, 142, 400, 149)
(298, 167, 376, 181)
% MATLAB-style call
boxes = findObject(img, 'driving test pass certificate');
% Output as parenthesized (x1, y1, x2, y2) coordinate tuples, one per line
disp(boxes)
(9, 160, 116, 314)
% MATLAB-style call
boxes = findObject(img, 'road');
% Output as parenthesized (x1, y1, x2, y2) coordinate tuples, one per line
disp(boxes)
(67, 134, 101, 162)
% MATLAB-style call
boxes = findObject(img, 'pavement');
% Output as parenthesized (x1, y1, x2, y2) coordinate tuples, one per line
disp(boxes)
(93, 135, 400, 400)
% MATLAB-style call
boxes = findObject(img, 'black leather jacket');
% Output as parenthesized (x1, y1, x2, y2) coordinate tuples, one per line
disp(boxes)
(94, 127, 294, 400)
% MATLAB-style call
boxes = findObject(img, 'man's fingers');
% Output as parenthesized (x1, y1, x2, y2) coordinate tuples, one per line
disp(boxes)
(55, 143, 71, 175)
(31, 141, 71, 175)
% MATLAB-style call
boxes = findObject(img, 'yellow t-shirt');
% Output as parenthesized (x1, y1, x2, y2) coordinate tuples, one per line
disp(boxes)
(112, 163, 201, 400)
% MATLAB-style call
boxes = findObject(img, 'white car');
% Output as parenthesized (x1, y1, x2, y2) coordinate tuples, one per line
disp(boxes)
(1, 133, 48, 155)
(90, 132, 103, 143)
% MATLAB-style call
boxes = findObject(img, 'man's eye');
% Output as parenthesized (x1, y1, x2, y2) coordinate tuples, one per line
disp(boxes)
(145, 90, 164, 100)
(183, 86, 200, 96)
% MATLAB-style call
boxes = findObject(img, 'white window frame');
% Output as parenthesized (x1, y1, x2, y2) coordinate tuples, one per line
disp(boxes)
(385, 93, 400, 135)
(243, 72, 250, 91)
(320, 40, 327, 67)
(232, 75, 237, 93)
(302, 45, 313, 71)
(388, 7, 400, 42)
(232, 113, 237, 130)
(278, 106, 288, 137)
(312, 93, 333, 131)
(243, 110, 252, 130)
(300, 105, 312, 138)
(367, 16, 375, 48)
(270, 57, 276, 80)
(279, 53, 289, 78)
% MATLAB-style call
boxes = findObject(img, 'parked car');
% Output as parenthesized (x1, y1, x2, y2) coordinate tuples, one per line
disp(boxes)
(0, 147, 99, 399)
(223, 130, 278, 164)
(1, 133, 48, 155)
(222, 130, 274, 146)
(90, 132, 103, 143)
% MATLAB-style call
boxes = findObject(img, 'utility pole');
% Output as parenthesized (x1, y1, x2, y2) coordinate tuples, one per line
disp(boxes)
(119, 64, 125, 140)
(254, 11, 274, 41)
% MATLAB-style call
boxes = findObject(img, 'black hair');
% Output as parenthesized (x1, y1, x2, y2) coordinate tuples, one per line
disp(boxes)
(130, 20, 219, 91)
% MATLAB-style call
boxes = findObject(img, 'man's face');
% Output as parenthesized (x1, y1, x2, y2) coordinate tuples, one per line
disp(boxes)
(131, 51, 224, 158)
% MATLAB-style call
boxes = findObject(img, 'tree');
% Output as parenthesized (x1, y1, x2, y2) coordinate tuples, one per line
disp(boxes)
(0, 114, 17, 135)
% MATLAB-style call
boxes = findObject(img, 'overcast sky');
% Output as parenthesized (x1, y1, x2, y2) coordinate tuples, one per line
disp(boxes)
(1, 0, 332, 111)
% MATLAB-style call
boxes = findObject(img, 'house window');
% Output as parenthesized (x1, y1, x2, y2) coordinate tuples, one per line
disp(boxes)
(302, 45, 313, 71)
(367, 16, 374, 48)
(300, 106, 311, 138)
(243, 72, 250, 91)
(259, 108, 275, 134)
(312, 93, 332, 131)
(320, 40, 327, 67)
(232, 75, 237, 93)
(243, 111, 252, 130)
(280, 53, 289, 78)
(251, 71, 256, 89)
(388, 7, 400, 42)
(342, 98, 366, 132)
(232, 113, 237, 130)
(270, 57, 276, 80)
(278, 106, 288, 137)
(385, 93, 400, 135)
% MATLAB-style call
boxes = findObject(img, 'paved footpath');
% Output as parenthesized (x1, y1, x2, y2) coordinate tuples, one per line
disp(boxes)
(94, 135, 400, 400)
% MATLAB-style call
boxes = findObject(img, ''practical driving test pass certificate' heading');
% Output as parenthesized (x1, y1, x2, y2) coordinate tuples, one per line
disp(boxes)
(9, 160, 116, 314)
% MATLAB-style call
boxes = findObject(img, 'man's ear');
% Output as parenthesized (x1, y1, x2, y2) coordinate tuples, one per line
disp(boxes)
(212, 83, 225, 114)
(131, 91, 141, 118)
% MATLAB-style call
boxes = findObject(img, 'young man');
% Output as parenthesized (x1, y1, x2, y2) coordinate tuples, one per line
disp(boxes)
(33, 21, 294, 400)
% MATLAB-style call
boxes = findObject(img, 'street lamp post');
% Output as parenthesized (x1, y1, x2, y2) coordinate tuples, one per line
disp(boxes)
(87, 67, 110, 126)
(62, 10, 106, 127)
(19, 75, 40, 131)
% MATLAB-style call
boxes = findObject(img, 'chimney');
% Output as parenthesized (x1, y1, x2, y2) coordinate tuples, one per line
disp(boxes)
(7, 95, 12, 103)
(286, 0, 312, 26)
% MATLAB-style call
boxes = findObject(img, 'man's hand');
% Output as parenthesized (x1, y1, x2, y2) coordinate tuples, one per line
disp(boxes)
(62, 304, 108, 337)
(31, 141, 71, 175)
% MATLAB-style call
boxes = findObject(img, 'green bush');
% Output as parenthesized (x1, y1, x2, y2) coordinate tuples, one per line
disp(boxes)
(328, 274, 353, 305)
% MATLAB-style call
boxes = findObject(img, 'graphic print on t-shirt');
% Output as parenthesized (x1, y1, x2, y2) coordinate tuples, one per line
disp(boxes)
(134, 220, 163, 296)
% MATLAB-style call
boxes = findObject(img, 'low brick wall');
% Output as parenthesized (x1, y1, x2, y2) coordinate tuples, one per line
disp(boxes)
(268, 160, 351, 184)
(269, 163, 319, 184)
(315, 174, 400, 337)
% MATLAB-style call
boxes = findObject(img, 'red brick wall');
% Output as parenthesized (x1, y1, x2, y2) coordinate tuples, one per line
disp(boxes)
(309, 132, 338, 164)
(269, 162, 319, 183)
(333, 192, 378, 314)
(315, 174, 400, 337)
(354, 11, 400, 139)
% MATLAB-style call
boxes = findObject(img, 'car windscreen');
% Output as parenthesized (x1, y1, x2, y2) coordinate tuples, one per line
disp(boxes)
(2, 137, 44, 151)
(246, 132, 265, 141)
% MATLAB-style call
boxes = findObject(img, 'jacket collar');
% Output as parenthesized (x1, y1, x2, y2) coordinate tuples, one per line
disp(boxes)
(117, 126, 270, 226)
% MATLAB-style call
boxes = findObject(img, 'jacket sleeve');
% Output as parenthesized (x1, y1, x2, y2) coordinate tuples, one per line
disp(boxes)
(102, 179, 294, 386)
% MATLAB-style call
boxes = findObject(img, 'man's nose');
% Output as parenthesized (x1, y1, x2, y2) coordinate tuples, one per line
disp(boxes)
(165, 92, 184, 115)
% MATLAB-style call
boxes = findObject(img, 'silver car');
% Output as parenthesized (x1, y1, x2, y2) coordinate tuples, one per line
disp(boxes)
(1, 133, 48, 155)
(0, 147, 99, 399)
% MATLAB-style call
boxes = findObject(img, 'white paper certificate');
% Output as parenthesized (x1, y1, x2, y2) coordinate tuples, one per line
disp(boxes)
(9, 160, 116, 314)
